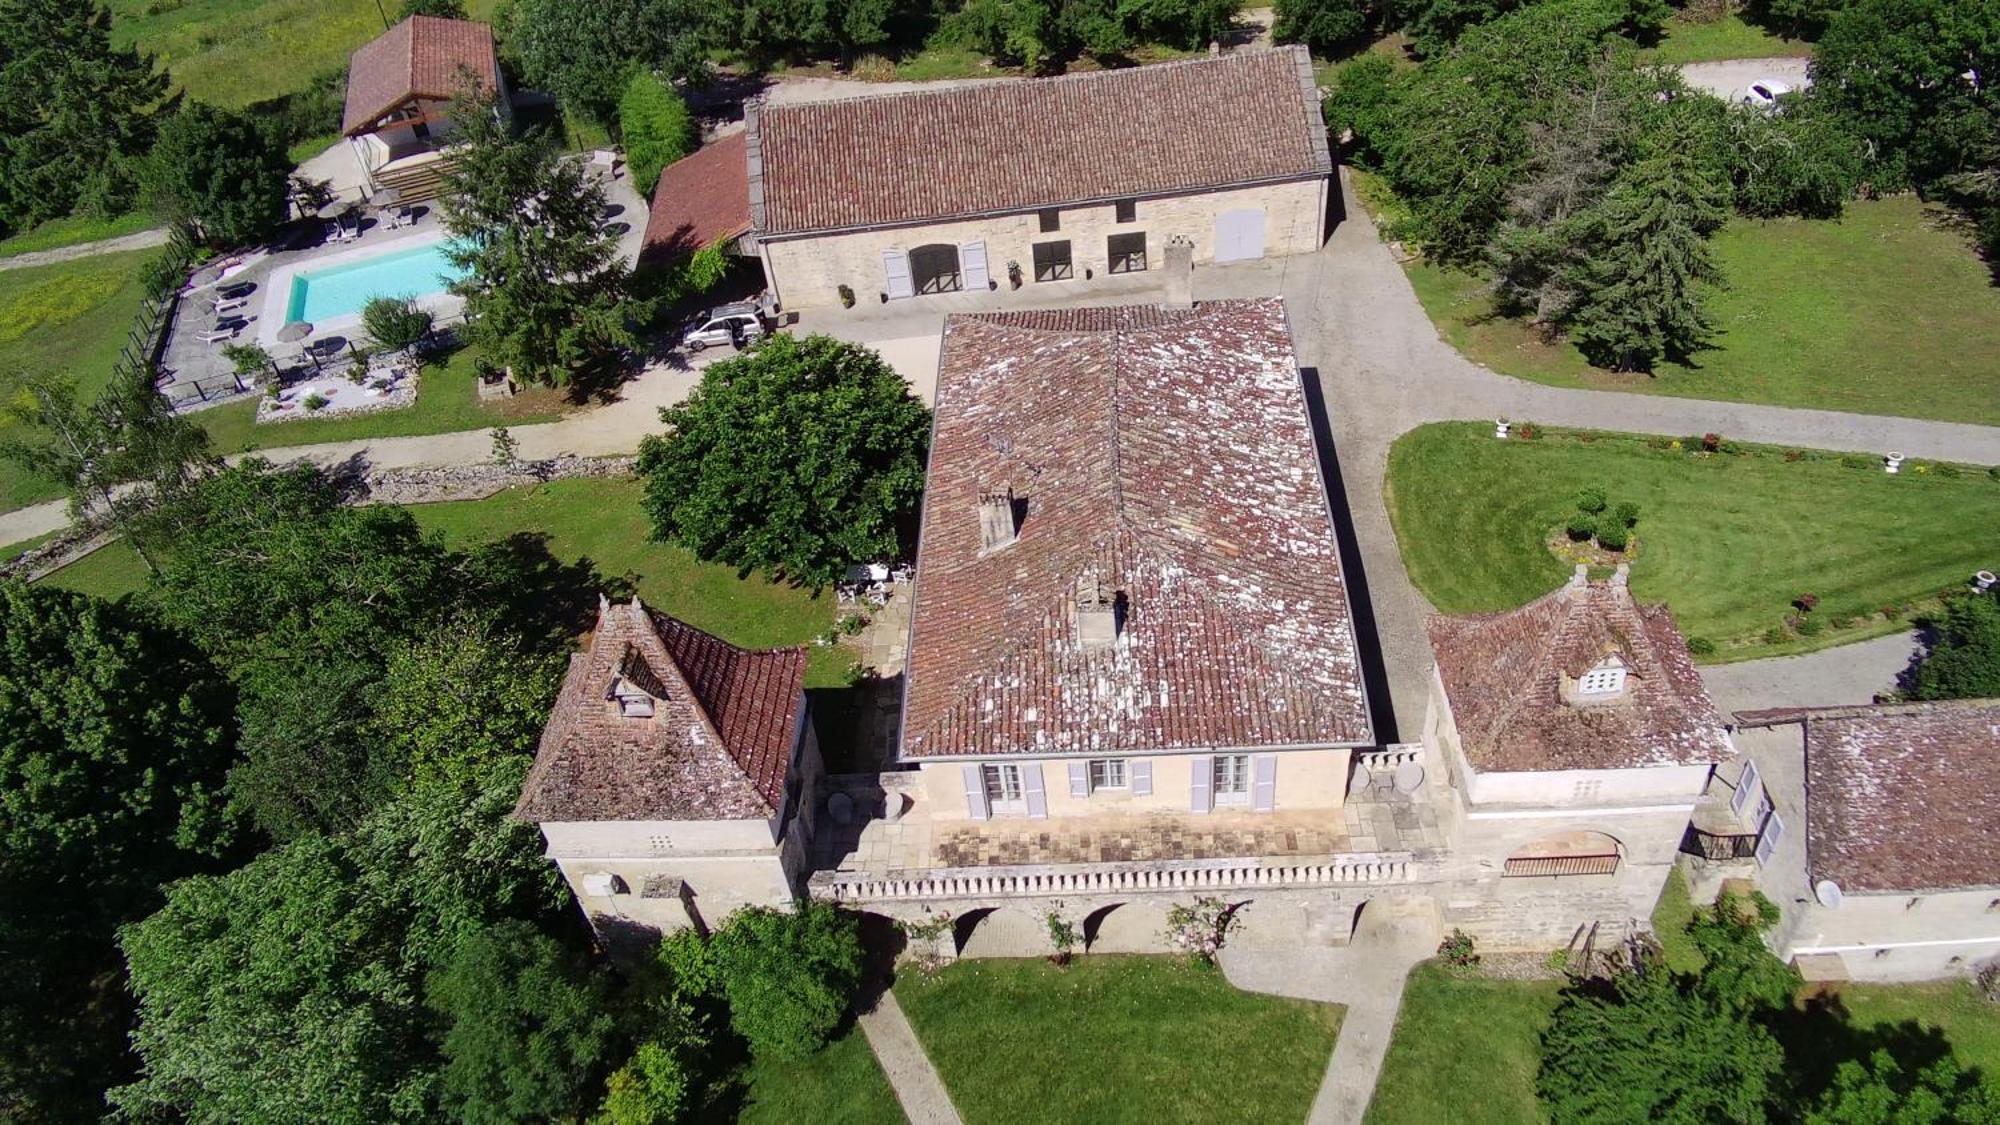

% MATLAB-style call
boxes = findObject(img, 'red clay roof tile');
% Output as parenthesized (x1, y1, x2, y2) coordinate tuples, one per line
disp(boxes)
(342, 16, 499, 137)
(641, 132, 753, 264)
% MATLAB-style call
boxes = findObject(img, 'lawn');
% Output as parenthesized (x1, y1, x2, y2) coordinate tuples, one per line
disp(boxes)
(1821, 981, 2000, 1078)
(406, 478, 850, 687)
(0, 248, 161, 512)
(1364, 963, 1561, 1125)
(737, 1024, 903, 1125)
(0, 212, 158, 259)
(897, 955, 1344, 1125)
(1639, 14, 1813, 65)
(196, 345, 573, 457)
(36, 477, 852, 682)
(108, 0, 504, 110)
(1385, 422, 2000, 660)
(1404, 197, 2000, 427)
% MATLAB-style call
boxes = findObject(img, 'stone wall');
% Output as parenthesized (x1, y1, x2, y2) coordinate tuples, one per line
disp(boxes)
(914, 746, 1353, 823)
(760, 177, 1327, 310)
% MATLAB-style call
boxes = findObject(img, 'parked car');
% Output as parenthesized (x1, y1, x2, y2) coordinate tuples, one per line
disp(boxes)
(681, 303, 767, 352)
(1742, 80, 1792, 110)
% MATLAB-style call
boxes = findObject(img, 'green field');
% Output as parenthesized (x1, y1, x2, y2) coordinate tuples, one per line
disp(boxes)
(0, 213, 159, 259)
(898, 956, 1343, 1125)
(109, 0, 503, 110)
(36, 539, 152, 599)
(737, 1023, 902, 1125)
(198, 345, 573, 456)
(1640, 14, 1814, 64)
(1368, 967, 2000, 1123)
(1385, 422, 2000, 660)
(1405, 197, 2000, 426)
(0, 248, 161, 511)
(1365, 964, 1561, 1125)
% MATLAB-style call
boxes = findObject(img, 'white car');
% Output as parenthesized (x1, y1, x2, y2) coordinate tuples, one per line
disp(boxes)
(680, 303, 767, 352)
(1742, 80, 1792, 109)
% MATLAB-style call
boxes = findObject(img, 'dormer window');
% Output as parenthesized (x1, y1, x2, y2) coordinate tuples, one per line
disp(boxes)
(609, 645, 666, 718)
(1578, 665, 1626, 696)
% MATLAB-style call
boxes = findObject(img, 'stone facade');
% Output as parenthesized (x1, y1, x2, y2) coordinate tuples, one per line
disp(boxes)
(913, 747, 1353, 824)
(1699, 723, 2000, 982)
(758, 178, 1327, 311)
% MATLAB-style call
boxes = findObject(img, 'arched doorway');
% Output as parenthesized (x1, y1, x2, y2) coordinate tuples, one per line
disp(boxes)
(909, 244, 962, 294)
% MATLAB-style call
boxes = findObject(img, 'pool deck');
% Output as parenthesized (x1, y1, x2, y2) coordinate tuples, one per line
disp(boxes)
(159, 158, 649, 409)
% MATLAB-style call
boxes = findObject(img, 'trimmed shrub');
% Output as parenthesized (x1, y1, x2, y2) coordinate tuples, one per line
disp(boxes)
(1574, 486, 1608, 514)
(1612, 501, 1640, 528)
(1686, 636, 1717, 656)
(1437, 928, 1479, 969)
(1595, 523, 1629, 552)
(361, 296, 432, 352)
(1566, 514, 1597, 542)
(1797, 616, 1824, 636)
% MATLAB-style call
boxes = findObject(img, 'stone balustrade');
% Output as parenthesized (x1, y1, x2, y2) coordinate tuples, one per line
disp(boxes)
(1354, 743, 1425, 774)
(809, 851, 1418, 904)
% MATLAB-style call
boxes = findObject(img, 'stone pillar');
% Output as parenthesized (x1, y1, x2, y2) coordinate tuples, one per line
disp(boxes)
(1162, 236, 1195, 310)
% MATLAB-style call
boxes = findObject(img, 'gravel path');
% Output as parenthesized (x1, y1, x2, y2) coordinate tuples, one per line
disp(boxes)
(1678, 57, 1812, 101)
(0, 227, 170, 272)
(1699, 630, 1922, 716)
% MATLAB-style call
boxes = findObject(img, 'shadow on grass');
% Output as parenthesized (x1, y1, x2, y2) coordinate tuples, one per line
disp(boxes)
(1773, 992, 1979, 1095)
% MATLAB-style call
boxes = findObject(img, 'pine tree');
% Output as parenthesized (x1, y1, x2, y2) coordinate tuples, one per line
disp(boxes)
(1567, 116, 1730, 371)
(438, 88, 643, 387)
(618, 71, 697, 197)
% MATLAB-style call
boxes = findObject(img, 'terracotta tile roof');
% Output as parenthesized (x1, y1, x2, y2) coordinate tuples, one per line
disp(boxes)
(641, 132, 753, 265)
(900, 298, 1371, 760)
(515, 598, 807, 822)
(1737, 701, 2000, 893)
(1426, 569, 1730, 772)
(342, 16, 499, 136)
(750, 47, 1332, 237)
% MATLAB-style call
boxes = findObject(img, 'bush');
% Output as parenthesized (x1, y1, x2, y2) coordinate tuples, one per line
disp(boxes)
(361, 296, 433, 353)
(1437, 928, 1479, 969)
(1793, 593, 1819, 613)
(1164, 897, 1241, 965)
(597, 1040, 694, 1124)
(1763, 625, 1788, 645)
(1701, 432, 1723, 453)
(1611, 501, 1640, 528)
(1595, 523, 1629, 552)
(1797, 616, 1824, 636)
(1319, 54, 1399, 166)
(705, 904, 864, 1060)
(1565, 514, 1597, 542)
(619, 71, 697, 198)
(1574, 486, 1608, 514)
(1276, 0, 1376, 61)
(1047, 906, 1079, 965)
(303, 393, 328, 412)
(1686, 636, 1717, 656)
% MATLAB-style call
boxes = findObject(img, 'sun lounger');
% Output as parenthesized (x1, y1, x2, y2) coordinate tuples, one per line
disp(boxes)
(197, 327, 237, 344)
(212, 297, 249, 314)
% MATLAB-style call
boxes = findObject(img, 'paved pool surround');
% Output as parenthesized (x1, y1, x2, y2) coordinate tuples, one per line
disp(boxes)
(256, 231, 469, 347)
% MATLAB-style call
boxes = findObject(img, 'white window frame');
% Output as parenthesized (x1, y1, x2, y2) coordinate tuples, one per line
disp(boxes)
(1578, 666, 1626, 695)
(1088, 758, 1127, 792)
(1754, 810, 1784, 867)
(1214, 754, 1251, 804)
(982, 763, 1026, 814)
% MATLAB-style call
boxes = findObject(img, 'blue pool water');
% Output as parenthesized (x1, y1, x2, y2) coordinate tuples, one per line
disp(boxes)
(284, 239, 471, 323)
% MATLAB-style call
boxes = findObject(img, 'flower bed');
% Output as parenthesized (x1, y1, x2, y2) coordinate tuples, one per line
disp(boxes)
(256, 364, 418, 424)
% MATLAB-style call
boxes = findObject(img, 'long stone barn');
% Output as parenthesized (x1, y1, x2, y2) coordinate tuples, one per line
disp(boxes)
(643, 47, 1334, 311)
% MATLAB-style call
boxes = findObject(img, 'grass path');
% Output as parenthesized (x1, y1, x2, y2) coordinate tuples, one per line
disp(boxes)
(1640, 14, 1813, 64)
(1404, 197, 2000, 427)
(1385, 423, 2000, 661)
(737, 1023, 903, 1125)
(897, 955, 1343, 1125)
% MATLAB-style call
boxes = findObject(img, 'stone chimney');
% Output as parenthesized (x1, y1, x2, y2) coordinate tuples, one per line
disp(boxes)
(1162, 235, 1194, 310)
(978, 488, 1018, 553)
(1076, 579, 1122, 652)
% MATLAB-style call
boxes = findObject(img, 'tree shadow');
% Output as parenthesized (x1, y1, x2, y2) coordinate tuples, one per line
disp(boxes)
(468, 532, 635, 651)
(1771, 991, 1973, 1100)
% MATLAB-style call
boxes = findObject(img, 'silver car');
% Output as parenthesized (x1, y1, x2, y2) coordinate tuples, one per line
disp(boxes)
(681, 303, 766, 352)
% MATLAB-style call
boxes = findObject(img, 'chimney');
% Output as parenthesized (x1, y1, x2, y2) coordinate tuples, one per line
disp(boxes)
(978, 488, 1018, 552)
(1611, 563, 1630, 589)
(1162, 235, 1194, 310)
(1076, 580, 1122, 652)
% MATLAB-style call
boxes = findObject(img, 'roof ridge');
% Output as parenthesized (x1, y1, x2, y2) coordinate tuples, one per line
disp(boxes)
(759, 48, 1303, 117)
(1473, 588, 1575, 748)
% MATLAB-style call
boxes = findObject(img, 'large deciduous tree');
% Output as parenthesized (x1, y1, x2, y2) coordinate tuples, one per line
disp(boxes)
(1908, 593, 2000, 701)
(439, 91, 643, 387)
(637, 334, 929, 588)
(508, 0, 708, 126)
(146, 103, 292, 249)
(0, 583, 239, 1120)
(1807, 1050, 2000, 1124)
(619, 71, 698, 197)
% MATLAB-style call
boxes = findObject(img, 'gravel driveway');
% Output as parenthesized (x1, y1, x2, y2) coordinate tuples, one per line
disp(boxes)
(1678, 57, 1812, 101)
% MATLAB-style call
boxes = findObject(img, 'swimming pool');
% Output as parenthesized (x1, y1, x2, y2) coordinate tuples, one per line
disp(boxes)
(283, 238, 471, 324)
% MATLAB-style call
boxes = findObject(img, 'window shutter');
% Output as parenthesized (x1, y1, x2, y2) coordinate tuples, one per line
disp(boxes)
(1067, 761, 1089, 798)
(1023, 763, 1048, 819)
(961, 240, 990, 290)
(1731, 759, 1761, 819)
(1131, 759, 1152, 796)
(961, 764, 989, 820)
(1189, 755, 1212, 813)
(882, 249, 914, 300)
(1755, 811, 1783, 867)
(1252, 754, 1278, 813)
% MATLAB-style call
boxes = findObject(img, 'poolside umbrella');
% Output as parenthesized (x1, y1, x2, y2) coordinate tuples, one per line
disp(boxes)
(370, 186, 401, 208)
(277, 321, 313, 343)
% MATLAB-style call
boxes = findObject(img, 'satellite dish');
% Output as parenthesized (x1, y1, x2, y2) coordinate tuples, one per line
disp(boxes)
(1815, 879, 1845, 909)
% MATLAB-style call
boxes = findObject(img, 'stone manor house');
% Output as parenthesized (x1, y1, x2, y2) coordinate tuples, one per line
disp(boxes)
(527, 52, 2000, 979)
